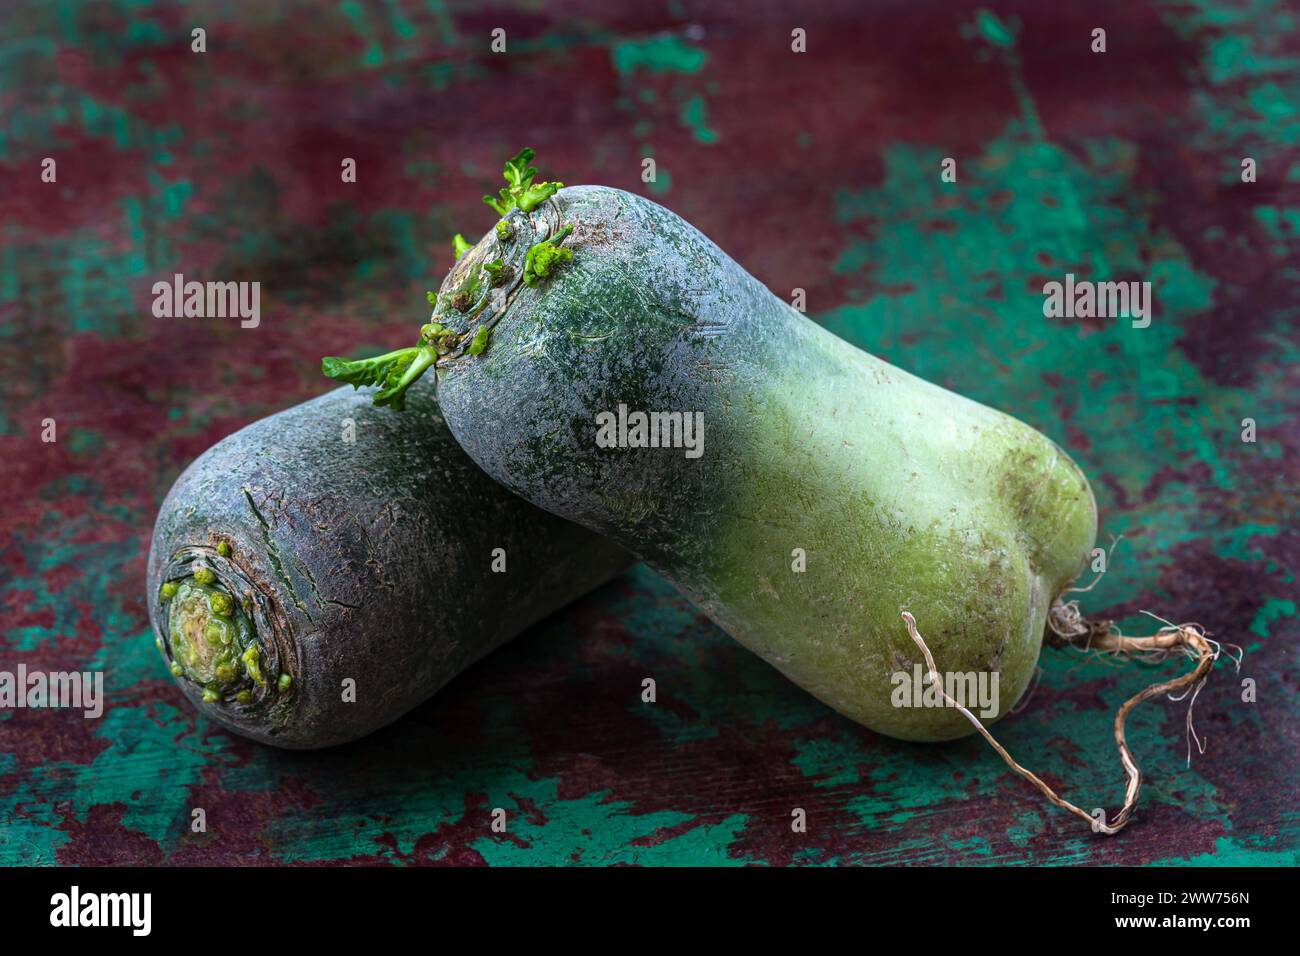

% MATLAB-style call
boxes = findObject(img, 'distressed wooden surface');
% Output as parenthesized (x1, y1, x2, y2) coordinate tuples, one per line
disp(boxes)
(1, 0, 1296, 865)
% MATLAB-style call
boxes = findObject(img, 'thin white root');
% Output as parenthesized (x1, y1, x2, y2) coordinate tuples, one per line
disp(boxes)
(901, 607, 1223, 836)
(1062, 534, 1125, 595)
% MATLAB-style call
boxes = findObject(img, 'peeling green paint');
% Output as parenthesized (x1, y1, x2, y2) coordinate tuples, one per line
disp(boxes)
(611, 35, 707, 75)
(680, 95, 718, 144)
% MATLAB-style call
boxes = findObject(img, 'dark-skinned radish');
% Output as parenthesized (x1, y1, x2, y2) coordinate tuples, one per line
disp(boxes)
(324, 150, 1228, 831)
(147, 377, 630, 748)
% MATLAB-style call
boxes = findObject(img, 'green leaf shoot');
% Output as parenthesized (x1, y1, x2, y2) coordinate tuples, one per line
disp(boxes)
(523, 224, 575, 287)
(321, 345, 438, 411)
(482, 148, 563, 217)
(468, 325, 491, 356)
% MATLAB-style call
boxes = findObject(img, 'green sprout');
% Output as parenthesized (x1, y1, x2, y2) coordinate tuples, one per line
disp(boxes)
(242, 645, 266, 686)
(209, 592, 234, 618)
(483, 259, 510, 287)
(420, 322, 462, 355)
(483, 148, 563, 216)
(524, 224, 575, 287)
(468, 325, 491, 356)
(496, 220, 514, 242)
(452, 233, 473, 260)
(321, 345, 438, 411)
(322, 309, 473, 410)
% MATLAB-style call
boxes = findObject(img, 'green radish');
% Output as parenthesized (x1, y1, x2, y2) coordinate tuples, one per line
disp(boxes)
(325, 151, 1221, 829)
(148, 377, 630, 748)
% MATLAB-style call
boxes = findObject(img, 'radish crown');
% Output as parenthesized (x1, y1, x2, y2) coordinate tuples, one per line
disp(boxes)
(323, 148, 571, 409)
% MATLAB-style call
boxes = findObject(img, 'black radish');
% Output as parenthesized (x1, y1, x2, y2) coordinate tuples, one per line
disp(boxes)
(147, 378, 630, 748)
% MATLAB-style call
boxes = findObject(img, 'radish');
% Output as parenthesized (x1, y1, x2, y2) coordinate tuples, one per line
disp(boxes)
(148, 377, 629, 748)
(324, 151, 1228, 830)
